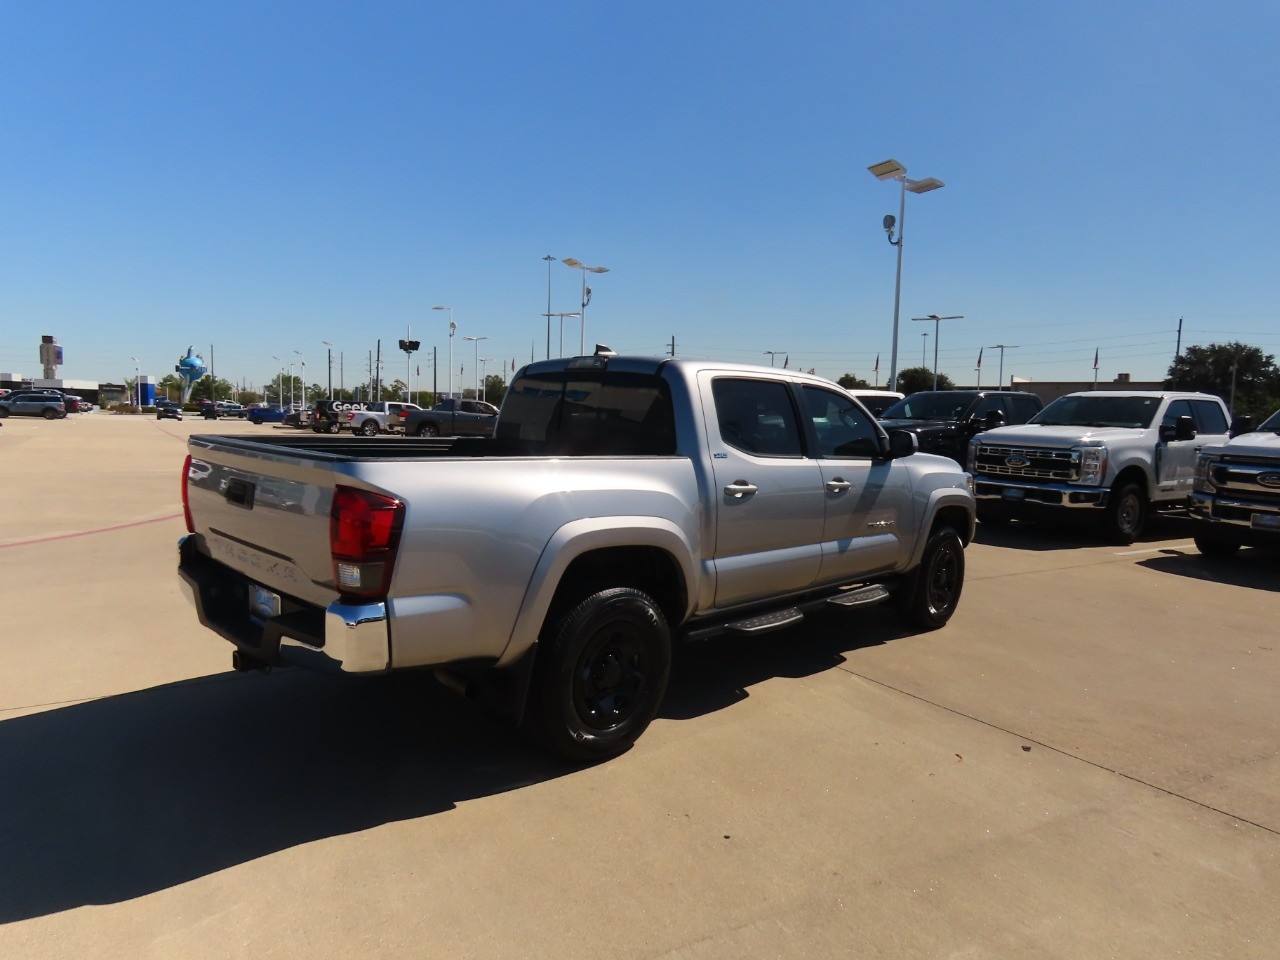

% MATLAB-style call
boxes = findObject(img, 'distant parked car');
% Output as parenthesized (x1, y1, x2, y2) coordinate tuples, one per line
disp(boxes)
(282, 407, 312, 429)
(0, 391, 67, 419)
(247, 406, 287, 424)
(155, 399, 184, 421)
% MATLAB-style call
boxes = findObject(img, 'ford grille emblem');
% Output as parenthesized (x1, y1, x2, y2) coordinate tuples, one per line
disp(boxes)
(1258, 473, 1280, 488)
(1005, 455, 1030, 468)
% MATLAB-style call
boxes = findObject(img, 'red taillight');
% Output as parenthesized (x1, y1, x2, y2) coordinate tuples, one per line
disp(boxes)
(181, 454, 195, 533)
(330, 486, 405, 600)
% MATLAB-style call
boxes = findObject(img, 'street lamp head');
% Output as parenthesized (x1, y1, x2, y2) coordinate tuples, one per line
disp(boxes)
(562, 257, 582, 268)
(906, 177, 944, 194)
(432, 305, 450, 311)
(321, 340, 332, 347)
(868, 158, 906, 181)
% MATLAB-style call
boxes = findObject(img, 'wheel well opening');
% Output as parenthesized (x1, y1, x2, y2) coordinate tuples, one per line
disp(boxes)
(1112, 466, 1148, 496)
(543, 546, 687, 636)
(932, 506, 973, 544)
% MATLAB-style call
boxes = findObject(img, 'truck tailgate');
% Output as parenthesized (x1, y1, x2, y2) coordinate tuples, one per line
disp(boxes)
(186, 436, 348, 609)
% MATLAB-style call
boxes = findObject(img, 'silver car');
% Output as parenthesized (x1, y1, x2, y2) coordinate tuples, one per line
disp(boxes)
(0, 391, 67, 419)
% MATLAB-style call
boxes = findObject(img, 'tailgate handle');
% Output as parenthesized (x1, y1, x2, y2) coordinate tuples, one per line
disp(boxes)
(224, 478, 256, 509)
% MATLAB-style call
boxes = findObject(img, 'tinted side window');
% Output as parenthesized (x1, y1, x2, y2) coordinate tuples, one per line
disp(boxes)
(712, 378, 803, 457)
(1190, 400, 1228, 434)
(803, 386, 880, 458)
(1162, 399, 1194, 427)
(972, 395, 1005, 419)
(1008, 396, 1039, 422)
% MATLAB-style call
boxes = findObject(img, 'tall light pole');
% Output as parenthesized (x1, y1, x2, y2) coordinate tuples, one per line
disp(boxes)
(479, 357, 491, 402)
(911, 315, 964, 390)
(398, 327, 420, 404)
(130, 356, 139, 408)
(433, 306, 454, 399)
(542, 254, 556, 359)
(561, 258, 609, 355)
(989, 344, 1019, 389)
(321, 341, 333, 399)
(764, 350, 783, 367)
(869, 158, 945, 392)
(921, 332, 929, 367)
(287, 362, 295, 408)
(551, 312, 580, 357)
(462, 335, 488, 399)
(271, 355, 282, 406)
(293, 350, 306, 406)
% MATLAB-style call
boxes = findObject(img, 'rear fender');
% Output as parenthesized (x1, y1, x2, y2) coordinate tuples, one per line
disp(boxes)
(497, 517, 697, 671)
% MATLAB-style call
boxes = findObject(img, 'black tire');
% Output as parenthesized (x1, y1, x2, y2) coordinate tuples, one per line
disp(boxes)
(249, 414, 262, 425)
(1194, 535, 1241, 560)
(416, 422, 440, 438)
(976, 504, 1012, 526)
(42, 408, 58, 420)
(898, 527, 966, 630)
(1102, 482, 1146, 544)
(0, 408, 9, 418)
(528, 587, 672, 763)
(358, 419, 378, 437)
(326, 420, 341, 434)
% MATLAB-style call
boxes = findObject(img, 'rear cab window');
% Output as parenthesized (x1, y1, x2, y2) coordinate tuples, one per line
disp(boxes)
(500, 371, 676, 455)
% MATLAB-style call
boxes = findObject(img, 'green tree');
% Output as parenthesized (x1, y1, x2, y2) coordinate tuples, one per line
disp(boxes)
(837, 373, 871, 390)
(482, 374, 507, 407)
(188, 376, 238, 402)
(1165, 342, 1280, 419)
(896, 366, 954, 394)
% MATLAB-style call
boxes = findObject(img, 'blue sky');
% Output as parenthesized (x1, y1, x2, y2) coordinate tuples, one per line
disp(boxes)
(2, 1, 1277, 393)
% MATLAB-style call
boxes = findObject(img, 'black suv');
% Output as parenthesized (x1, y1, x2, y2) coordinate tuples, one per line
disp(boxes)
(879, 390, 1043, 463)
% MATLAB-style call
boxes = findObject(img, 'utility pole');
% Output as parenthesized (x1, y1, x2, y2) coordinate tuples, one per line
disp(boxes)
(669, 335, 676, 357)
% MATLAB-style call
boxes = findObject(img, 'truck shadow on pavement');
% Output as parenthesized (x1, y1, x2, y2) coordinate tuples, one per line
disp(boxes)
(1136, 548, 1280, 592)
(0, 669, 570, 923)
(661, 606, 901, 721)
(973, 512, 1200, 551)
(0, 608, 909, 923)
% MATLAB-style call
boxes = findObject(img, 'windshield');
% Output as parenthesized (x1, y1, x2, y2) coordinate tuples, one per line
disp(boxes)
(1258, 409, 1280, 432)
(1030, 395, 1160, 429)
(881, 392, 979, 421)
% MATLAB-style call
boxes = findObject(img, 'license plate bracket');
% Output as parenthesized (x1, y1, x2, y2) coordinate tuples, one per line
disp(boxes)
(1250, 513, 1280, 531)
(1002, 488, 1025, 501)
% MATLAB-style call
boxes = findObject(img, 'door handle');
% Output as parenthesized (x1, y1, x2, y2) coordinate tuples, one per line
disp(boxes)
(724, 480, 759, 499)
(825, 478, 852, 493)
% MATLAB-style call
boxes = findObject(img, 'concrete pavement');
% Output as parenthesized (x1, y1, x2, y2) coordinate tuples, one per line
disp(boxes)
(1, 412, 1276, 958)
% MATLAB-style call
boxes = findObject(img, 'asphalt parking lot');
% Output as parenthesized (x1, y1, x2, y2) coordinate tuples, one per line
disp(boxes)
(1, 412, 1277, 958)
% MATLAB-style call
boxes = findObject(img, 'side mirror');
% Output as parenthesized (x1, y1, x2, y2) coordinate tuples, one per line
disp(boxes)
(1159, 415, 1196, 442)
(1230, 415, 1255, 438)
(882, 429, 918, 460)
(981, 409, 1006, 430)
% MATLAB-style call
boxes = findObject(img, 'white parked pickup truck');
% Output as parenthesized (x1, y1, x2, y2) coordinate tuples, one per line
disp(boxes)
(967, 390, 1232, 543)
(178, 351, 976, 760)
(1189, 408, 1280, 558)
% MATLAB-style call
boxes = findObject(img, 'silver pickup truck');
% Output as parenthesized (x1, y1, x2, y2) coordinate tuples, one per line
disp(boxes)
(178, 352, 976, 760)
(1189, 408, 1280, 558)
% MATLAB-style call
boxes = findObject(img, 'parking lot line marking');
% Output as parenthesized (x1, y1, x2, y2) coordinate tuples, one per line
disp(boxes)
(1113, 543, 1196, 556)
(0, 513, 183, 550)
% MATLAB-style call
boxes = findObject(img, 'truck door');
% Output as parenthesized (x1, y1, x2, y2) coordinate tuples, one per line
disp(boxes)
(701, 374, 825, 607)
(801, 386, 911, 582)
(1158, 399, 1201, 494)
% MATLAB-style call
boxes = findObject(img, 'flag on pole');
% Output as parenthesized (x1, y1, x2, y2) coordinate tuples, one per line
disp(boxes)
(783, 354, 789, 369)
(874, 354, 880, 375)
(976, 347, 983, 369)
(1093, 348, 1099, 370)
(511, 358, 515, 372)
